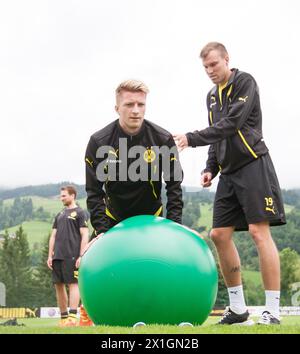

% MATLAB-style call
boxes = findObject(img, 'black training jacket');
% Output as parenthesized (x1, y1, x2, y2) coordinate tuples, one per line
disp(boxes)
(186, 69, 269, 178)
(85, 119, 183, 234)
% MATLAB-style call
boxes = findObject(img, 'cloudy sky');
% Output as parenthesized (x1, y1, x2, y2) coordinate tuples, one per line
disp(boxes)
(1, 0, 299, 190)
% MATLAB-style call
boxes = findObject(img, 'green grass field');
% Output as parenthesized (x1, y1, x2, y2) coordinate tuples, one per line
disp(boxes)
(1, 220, 52, 248)
(0, 316, 299, 334)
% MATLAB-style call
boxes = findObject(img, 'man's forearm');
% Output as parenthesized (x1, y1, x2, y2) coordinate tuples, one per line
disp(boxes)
(48, 234, 55, 258)
(166, 181, 183, 224)
(79, 229, 89, 256)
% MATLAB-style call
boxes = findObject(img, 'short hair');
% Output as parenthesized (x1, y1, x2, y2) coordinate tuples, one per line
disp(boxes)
(61, 185, 77, 199)
(200, 42, 228, 59)
(115, 79, 149, 100)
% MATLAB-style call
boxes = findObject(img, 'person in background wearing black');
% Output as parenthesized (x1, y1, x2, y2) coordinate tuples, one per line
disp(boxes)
(47, 185, 89, 327)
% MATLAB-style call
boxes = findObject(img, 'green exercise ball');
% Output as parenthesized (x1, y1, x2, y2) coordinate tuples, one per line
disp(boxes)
(78, 215, 218, 326)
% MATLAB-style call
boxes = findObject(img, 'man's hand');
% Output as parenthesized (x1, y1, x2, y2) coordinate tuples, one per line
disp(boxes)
(75, 257, 82, 269)
(47, 257, 53, 270)
(173, 134, 188, 152)
(201, 172, 212, 188)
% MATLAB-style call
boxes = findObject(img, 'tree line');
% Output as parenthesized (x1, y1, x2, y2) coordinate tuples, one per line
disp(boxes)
(0, 197, 51, 230)
(0, 182, 86, 200)
(0, 227, 56, 307)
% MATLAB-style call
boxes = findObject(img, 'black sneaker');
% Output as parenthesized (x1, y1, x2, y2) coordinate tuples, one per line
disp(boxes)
(257, 311, 280, 325)
(217, 307, 253, 325)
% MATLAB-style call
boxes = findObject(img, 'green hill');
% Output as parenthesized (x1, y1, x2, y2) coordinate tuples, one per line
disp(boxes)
(3, 196, 86, 216)
(1, 196, 88, 249)
(1, 220, 52, 249)
(0, 182, 86, 200)
(0, 196, 297, 252)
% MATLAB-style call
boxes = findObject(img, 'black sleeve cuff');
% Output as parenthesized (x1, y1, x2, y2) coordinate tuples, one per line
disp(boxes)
(186, 133, 197, 148)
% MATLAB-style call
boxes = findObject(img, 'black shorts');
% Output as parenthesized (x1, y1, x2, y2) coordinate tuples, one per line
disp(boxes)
(213, 153, 286, 231)
(52, 259, 78, 284)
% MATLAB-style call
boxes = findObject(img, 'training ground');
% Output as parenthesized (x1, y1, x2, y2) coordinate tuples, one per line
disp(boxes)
(0, 316, 299, 334)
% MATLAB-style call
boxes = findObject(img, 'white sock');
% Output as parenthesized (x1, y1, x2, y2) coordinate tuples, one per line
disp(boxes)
(265, 290, 280, 319)
(228, 285, 247, 314)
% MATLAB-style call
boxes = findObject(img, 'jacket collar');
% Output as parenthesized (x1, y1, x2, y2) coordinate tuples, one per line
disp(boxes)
(117, 119, 146, 141)
(210, 68, 238, 95)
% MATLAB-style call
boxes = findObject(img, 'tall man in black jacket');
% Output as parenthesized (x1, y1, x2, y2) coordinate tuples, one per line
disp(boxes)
(174, 42, 285, 325)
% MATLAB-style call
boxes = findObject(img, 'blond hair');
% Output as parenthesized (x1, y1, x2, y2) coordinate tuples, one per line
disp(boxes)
(115, 80, 149, 100)
(200, 42, 228, 59)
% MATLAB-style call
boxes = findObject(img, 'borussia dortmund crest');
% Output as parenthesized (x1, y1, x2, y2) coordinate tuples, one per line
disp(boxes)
(143, 148, 156, 163)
